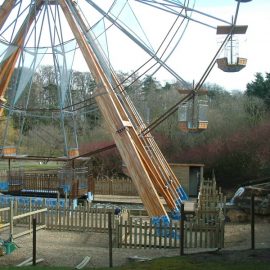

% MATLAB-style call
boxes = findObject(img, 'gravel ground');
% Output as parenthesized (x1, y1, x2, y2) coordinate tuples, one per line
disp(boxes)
(0, 218, 270, 268)
(0, 230, 181, 267)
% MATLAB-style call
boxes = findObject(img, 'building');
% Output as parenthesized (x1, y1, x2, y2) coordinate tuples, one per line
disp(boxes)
(170, 163, 204, 197)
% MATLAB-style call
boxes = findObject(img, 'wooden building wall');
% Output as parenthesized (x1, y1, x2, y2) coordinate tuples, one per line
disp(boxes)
(169, 164, 204, 197)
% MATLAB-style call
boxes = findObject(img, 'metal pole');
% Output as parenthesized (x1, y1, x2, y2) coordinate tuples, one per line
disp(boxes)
(180, 203, 184, 256)
(9, 200, 14, 238)
(251, 194, 255, 250)
(8, 158, 11, 192)
(33, 217, 37, 266)
(8, 158, 11, 176)
(108, 212, 113, 267)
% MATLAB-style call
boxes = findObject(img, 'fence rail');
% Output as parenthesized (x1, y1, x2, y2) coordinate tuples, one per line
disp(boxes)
(0, 201, 47, 239)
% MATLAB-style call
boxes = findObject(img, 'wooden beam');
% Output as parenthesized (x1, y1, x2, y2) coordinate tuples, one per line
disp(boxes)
(13, 208, 47, 221)
(59, 0, 168, 220)
(70, 2, 183, 213)
(0, 0, 16, 30)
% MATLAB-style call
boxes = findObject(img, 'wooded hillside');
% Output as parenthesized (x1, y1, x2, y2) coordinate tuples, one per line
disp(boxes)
(2, 67, 270, 188)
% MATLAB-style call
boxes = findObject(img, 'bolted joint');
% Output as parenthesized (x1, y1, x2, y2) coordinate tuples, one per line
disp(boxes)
(116, 126, 127, 134)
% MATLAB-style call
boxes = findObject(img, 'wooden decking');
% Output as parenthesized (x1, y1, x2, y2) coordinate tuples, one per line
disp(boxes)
(93, 195, 196, 212)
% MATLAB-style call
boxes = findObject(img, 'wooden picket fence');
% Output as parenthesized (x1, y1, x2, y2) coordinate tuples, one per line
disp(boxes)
(0, 200, 123, 236)
(46, 204, 121, 232)
(113, 178, 226, 249)
(0, 170, 8, 180)
(115, 214, 224, 249)
(94, 177, 137, 196)
(0, 201, 47, 239)
(198, 178, 225, 208)
(0, 169, 136, 196)
(0, 177, 225, 249)
(0, 200, 224, 249)
(196, 178, 226, 224)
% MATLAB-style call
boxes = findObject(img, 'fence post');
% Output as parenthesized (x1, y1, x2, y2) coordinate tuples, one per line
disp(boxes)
(108, 212, 113, 268)
(42, 198, 46, 226)
(32, 217, 37, 266)
(65, 192, 68, 208)
(251, 193, 255, 250)
(180, 203, 184, 256)
(29, 199, 32, 234)
(9, 200, 14, 238)
(115, 218, 120, 248)
(109, 179, 113, 195)
(14, 199, 18, 226)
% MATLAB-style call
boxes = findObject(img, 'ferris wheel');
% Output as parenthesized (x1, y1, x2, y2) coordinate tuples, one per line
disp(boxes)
(0, 0, 251, 224)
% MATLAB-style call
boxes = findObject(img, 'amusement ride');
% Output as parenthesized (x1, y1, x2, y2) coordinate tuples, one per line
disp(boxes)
(0, 0, 251, 223)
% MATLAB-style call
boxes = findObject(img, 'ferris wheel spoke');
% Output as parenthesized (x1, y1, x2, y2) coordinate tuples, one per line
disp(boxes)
(135, 0, 232, 29)
(85, 0, 189, 87)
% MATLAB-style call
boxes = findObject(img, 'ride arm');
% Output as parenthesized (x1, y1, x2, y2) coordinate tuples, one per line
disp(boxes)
(59, 0, 170, 221)
(0, 0, 17, 30)
(69, 1, 185, 213)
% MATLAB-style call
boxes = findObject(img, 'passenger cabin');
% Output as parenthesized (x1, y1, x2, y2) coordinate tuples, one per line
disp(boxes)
(67, 147, 79, 158)
(178, 90, 208, 132)
(58, 167, 89, 198)
(1, 146, 16, 157)
(216, 25, 248, 72)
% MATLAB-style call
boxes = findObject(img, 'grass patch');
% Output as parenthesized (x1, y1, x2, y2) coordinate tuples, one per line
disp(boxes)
(0, 161, 63, 171)
(107, 256, 270, 270)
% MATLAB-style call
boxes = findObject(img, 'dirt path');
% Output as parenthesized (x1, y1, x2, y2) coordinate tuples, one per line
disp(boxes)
(0, 230, 181, 267)
(0, 219, 269, 268)
(224, 219, 270, 250)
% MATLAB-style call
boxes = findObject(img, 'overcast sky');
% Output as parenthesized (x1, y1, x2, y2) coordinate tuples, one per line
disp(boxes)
(136, 0, 270, 92)
(95, 0, 270, 92)
(2, 0, 269, 93)
(198, 0, 270, 92)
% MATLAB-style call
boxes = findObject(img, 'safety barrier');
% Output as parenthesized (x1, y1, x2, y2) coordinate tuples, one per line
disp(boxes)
(115, 216, 224, 249)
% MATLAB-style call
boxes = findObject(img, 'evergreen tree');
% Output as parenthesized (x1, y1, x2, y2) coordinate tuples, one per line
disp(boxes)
(246, 72, 270, 108)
